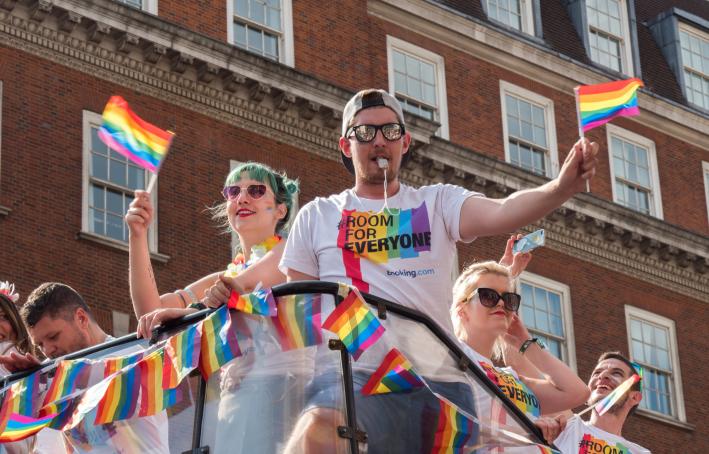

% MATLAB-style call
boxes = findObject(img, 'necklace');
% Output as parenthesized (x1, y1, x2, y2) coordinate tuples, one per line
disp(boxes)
(225, 235, 282, 278)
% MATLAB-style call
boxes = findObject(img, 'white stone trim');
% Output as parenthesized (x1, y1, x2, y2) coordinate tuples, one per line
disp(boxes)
(624, 305, 686, 422)
(606, 124, 663, 219)
(386, 35, 449, 139)
(499, 80, 559, 177)
(518, 271, 577, 372)
(81, 110, 158, 252)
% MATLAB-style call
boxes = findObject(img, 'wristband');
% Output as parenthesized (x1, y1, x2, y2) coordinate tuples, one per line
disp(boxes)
(519, 337, 545, 354)
(188, 302, 207, 311)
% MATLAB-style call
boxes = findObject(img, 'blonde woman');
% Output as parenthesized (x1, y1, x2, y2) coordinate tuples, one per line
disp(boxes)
(450, 259, 589, 443)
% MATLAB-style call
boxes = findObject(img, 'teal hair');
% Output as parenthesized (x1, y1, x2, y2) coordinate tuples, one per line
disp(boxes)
(220, 162, 299, 233)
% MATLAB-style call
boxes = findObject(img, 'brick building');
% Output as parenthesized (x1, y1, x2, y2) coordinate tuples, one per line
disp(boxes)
(0, 0, 706, 451)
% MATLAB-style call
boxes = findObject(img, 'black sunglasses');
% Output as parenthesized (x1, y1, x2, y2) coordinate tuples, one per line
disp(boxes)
(346, 123, 405, 143)
(471, 288, 521, 312)
(222, 184, 268, 201)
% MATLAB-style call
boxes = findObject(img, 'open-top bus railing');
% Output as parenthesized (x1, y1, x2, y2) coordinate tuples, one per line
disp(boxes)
(1, 281, 556, 453)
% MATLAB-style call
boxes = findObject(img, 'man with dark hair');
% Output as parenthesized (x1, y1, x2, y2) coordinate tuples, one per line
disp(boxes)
(554, 351, 650, 453)
(0, 282, 170, 453)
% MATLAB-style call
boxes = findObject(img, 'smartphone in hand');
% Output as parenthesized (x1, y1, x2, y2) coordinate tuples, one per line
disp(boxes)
(513, 229, 545, 254)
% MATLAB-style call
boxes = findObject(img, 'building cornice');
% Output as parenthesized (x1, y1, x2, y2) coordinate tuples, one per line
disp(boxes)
(368, 0, 709, 150)
(0, 0, 706, 302)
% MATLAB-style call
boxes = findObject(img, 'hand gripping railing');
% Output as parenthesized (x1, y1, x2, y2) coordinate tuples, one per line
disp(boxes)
(0, 281, 556, 453)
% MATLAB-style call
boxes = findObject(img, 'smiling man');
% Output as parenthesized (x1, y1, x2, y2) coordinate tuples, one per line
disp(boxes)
(554, 351, 651, 454)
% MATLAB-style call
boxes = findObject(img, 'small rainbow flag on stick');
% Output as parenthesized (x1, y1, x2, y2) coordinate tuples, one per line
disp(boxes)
(575, 78, 644, 133)
(198, 305, 242, 380)
(361, 348, 425, 395)
(98, 96, 174, 192)
(0, 413, 57, 442)
(431, 397, 477, 454)
(322, 288, 385, 361)
(593, 374, 641, 416)
(271, 294, 323, 351)
(227, 288, 277, 317)
(163, 323, 201, 389)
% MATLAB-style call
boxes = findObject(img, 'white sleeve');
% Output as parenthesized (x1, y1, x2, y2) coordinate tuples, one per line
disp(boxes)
(279, 201, 319, 278)
(436, 184, 484, 242)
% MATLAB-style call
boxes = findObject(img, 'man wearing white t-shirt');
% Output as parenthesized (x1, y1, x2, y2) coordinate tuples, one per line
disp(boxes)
(555, 352, 651, 454)
(280, 89, 599, 453)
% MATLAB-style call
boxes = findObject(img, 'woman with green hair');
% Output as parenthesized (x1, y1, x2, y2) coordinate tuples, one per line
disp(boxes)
(127, 161, 298, 328)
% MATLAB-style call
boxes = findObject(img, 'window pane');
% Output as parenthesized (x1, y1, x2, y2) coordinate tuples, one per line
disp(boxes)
(632, 340, 644, 362)
(248, 28, 263, 53)
(89, 207, 104, 236)
(109, 158, 127, 187)
(235, 0, 248, 17)
(91, 185, 105, 210)
(235, 23, 247, 47)
(106, 213, 124, 241)
(92, 153, 108, 181)
(128, 166, 144, 191)
(91, 127, 108, 155)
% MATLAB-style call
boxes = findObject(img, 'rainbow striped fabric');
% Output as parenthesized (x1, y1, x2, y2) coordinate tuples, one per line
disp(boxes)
(594, 374, 641, 416)
(139, 350, 179, 418)
(322, 288, 385, 361)
(40, 393, 81, 431)
(94, 353, 144, 424)
(98, 96, 174, 173)
(361, 348, 424, 395)
(0, 413, 56, 442)
(163, 323, 201, 389)
(42, 359, 93, 408)
(271, 294, 323, 351)
(227, 288, 277, 316)
(575, 78, 644, 133)
(2, 371, 42, 417)
(431, 398, 477, 454)
(198, 305, 241, 379)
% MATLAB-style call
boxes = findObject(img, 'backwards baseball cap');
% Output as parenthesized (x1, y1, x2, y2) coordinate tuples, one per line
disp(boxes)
(340, 89, 409, 174)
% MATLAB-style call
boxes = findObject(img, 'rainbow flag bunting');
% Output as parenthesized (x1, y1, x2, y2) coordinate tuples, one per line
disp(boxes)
(271, 294, 323, 351)
(138, 350, 180, 418)
(0, 413, 56, 442)
(227, 288, 277, 317)
(322, 288, 385, 361)
(575, 78, 643, 133)
(594, 374, 641, 416)
(42, 359, 93, 408)
(98, 96, 174, 174)
(431, 398, 477, 454)
(93, 353, 143, 424)
(2, 371, 42, 416)
(198, 305, 241, 380)
(39, 392, 82, 431)
(163, 323, 201, 389)
(361, 348, 425, 395)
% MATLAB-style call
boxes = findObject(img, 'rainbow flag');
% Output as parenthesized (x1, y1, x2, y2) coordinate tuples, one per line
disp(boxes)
(594, 374, 641, 416)
(39, 392, 81, 431)
(431, 398, 477, 454)
(271, 294, 323, 351)
(2, 371, 42, 416)
(98, 96, 174, 174)
(163, 323, 201, 389)
(361, 348, 425, 395)
(227, 288, 277, 316)
(322, 288, 385, 361)
(0, 413, 56, 442)
(43, 359, 93, 408)
(93, 353, 143, 424)
(575, 78, 643, 133)
(198, 305, 241, 380)
(138, 350, 179, 418)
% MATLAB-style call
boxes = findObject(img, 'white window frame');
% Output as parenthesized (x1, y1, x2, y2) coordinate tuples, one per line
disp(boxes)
(624, 305, 686, 422)
(226, 0, 295, 67)
(81, 110, 159, 252)
(606, 124, 663, 218)
(499, 81, 559, 178)
(228, 160, 299, 256)
(116, 0, 158, 14)
(703, 161, 709, 227)
(518, 271, 577, 372)
(485, 0, 535, 35)
(678, 23, 709, 111)
(386, 35, 449, 140)
(586, 0, 634, 76)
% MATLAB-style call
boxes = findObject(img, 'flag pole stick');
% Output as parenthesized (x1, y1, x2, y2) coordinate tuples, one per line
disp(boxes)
(146, 173, 158, 194)
(574, 86, 591, 193)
